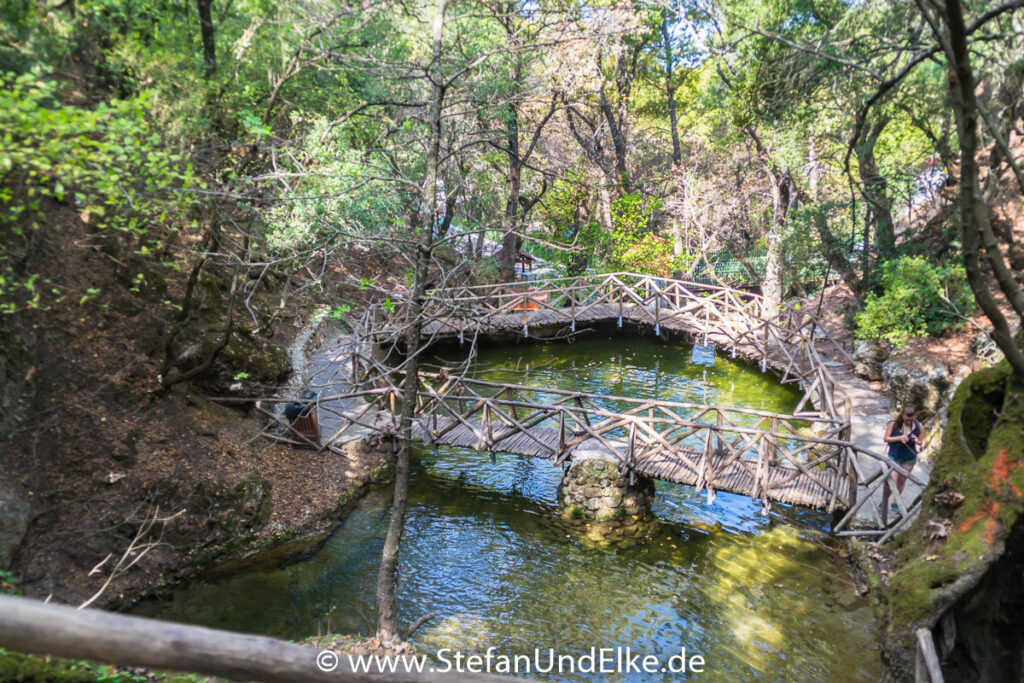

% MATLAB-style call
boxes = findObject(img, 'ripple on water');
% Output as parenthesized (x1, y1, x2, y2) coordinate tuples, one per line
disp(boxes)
(135, 333, 879, 682)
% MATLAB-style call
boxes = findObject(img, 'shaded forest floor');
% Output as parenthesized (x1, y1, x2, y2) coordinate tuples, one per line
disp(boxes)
(1, 209, 398, 611)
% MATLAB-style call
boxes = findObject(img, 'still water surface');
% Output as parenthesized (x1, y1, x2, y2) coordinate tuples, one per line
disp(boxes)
(137, 334, 878, 681)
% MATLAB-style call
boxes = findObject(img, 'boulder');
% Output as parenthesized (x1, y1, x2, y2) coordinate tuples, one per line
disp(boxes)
(0, 478, 30, 568)
(852, 339, 888, 381)
(882, 352, 951, 420)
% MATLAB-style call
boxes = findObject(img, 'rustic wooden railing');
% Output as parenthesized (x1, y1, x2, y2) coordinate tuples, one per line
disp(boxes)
(318, 353, 925, 538)
(326, 273, 924, 540)
(359, 273, 851, 422)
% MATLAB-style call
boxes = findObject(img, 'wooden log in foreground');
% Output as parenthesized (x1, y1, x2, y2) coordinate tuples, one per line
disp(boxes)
(914, 627, 945, 683)
(0, 595, 515, 683)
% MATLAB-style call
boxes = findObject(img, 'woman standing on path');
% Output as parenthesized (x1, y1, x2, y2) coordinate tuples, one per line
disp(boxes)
(884, 407, 923, 511)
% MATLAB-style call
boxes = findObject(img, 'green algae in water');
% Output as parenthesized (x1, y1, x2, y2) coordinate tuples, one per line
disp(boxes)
(136, 334, 879, 681)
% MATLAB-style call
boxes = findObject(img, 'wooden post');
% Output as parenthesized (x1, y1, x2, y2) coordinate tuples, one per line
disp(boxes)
(627, 421, 636, 486)
(575, 396, 591, 428)
(559, 410, 565, 452)
(762, 325, 769, 371)
(703, 301, 710, 346)
(716, 411, 724, 454)
(915, 628, 945, 683)
(705, 428, 716, 504)
(484, 402, 492, 447)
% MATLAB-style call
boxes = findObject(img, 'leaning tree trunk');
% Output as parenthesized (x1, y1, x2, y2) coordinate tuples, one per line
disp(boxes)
(499, 68, 523, 281)
(375, 0, 449, 644)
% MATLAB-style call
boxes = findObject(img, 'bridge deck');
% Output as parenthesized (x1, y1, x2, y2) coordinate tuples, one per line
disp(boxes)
(413, 417, 849, 510)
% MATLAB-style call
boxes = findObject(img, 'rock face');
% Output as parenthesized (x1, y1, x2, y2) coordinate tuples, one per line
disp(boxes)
(852, 339, 889, 381)
(882, 352, 951, 420)
(558, 451, 654, 522)
(0, 478, 31, 568)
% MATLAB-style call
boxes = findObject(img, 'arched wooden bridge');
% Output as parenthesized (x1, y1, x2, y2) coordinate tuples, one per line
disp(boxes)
(305, 273, 927, 541)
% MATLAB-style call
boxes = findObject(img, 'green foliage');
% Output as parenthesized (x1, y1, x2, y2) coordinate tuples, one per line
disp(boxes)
(0, 70, 189, 314)
(0, 71, 188, 233)
(782, 206, 831, 289)
(0, 648, 210, 682)
(328, 304, 352, 319)
(608, 193, 676, 276)
(539, 173, 606, 276)
(855, 256, 974, 346)
(0, 569, 20, 595)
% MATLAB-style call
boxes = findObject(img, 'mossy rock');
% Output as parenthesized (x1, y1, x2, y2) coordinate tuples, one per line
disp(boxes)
(880, 361, 1024, 677)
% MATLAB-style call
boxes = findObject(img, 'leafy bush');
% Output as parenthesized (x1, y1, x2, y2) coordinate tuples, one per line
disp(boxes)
(539, 173, 606, 275)
(0, 71, 188, 234)
(0, 71, 189, 314)
(783, 205, 832, 290)
(855, 256, 974, 346)
(608, 193, 677, 276)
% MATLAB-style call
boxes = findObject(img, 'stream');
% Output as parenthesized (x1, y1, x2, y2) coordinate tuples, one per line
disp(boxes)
(136, 333, 879, 681)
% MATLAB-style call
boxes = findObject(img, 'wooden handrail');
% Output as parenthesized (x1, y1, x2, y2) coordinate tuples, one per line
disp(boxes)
(0, 595, 515, 683)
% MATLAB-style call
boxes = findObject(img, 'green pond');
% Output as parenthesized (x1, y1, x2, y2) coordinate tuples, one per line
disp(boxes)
(136, 333, 879, 681)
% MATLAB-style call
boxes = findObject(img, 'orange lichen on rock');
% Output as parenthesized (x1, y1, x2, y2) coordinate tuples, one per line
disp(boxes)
(958, 501, 1000, 547)
(956, 450, 1022, 547)
(987, 449, 1022, 498)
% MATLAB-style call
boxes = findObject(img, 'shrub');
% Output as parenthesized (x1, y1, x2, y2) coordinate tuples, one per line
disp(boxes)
(855, 256, 974, 346)
(608, 193, 678, 276)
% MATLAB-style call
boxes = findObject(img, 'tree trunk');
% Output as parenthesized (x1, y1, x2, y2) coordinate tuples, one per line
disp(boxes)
(808, 138, 820, 202)
(942, 0, 1024, 380)
(436, 188, 458, 240)
(661, 17, 681, 166)
(375, 0, 449, 644)
(762, 174, 787, 321)
(499, 160, 524, 280)
(745, 127, 790, 321)
(599, 88, 630, 191)
(598, 183, 614, 236)
(857, 117, 896, 257)
(197, 0, 216, 78)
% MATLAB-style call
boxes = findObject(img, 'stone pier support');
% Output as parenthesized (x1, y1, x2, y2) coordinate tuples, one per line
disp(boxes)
(558, 450, 654, 522)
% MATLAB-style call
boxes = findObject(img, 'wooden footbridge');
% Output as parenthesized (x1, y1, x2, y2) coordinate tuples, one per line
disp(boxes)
(307, 273, 926, 541)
